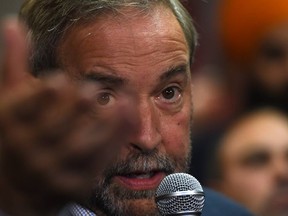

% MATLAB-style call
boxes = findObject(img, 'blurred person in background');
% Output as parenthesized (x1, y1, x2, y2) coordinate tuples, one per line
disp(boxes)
(191, 0, 288, 184)
(201, 108, 288, 216)
(218, 0, 288, 112)
(192, 0, 288, 132)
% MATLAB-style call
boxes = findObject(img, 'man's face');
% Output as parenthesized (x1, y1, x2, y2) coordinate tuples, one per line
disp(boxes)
(252, 22, 288, 95)
(216, 111, 288, 216)
(58, 6, 192, 216)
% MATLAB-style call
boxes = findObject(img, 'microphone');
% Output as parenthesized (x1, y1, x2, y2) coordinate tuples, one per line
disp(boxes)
(155, 173, 205, 216)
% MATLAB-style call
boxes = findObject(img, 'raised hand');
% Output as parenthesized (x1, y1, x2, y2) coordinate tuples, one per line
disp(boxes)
(0, 19, 134, 216)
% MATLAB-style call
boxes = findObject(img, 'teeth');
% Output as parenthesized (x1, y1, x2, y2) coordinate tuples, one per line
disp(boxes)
(126, 173, 154, 179)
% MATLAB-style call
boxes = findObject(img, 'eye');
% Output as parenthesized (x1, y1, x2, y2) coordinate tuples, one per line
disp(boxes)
(158, 86, 182, 104)
(95, 91, 116, 107)
(260, 42, 286, 62)
(242, 151, 270, 169)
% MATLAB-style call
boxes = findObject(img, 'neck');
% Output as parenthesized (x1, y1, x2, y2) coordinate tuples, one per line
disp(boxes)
(94, 209, 107, 216)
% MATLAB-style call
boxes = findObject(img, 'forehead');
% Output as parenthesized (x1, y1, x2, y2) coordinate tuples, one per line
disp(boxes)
(220, 112, 288, 158)
(261, 21, 288, 45)
(57, 4, 190, 83)
(58, 5, 188, 62)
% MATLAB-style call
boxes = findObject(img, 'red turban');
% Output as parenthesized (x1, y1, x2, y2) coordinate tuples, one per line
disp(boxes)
(218, 0, 288, 64)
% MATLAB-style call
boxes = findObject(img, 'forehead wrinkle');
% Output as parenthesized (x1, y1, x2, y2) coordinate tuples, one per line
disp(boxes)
(89, 39, 188, 69)
(63, 5, 188, 62)
(93, 5, 186, 47)
(94, 57, 189, 77)
(93, 30, 187, 59)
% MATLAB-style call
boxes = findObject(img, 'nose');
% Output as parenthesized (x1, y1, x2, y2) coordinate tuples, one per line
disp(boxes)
(128, 99, 162, 153)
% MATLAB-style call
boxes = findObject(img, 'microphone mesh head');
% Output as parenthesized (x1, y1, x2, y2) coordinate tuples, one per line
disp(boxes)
(155, 173, 205, 215)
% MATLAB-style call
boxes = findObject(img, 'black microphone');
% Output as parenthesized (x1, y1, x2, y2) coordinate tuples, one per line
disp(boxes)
(155, 173, 205, 216)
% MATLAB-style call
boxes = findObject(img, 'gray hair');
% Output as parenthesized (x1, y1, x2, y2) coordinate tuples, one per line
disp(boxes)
(19, 0, 198, 76)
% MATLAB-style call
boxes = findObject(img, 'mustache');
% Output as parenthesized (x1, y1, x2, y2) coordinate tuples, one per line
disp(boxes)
(103, 150, 176, 180)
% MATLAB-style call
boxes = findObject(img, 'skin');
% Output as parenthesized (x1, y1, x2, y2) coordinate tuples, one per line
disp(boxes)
(213, 110, 288, 216)
(0, 20, 134, 216)
(58, 5, 193, 216)
(252, 22, 288, 94)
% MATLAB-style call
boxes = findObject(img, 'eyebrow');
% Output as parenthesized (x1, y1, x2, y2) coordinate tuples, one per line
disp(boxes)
(82, 63, 189, 86)
(83, 71, 126, 86)
(159, 64, 189, 82)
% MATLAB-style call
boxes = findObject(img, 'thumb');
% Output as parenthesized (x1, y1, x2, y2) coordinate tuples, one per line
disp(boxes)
(1, 18, 31, 88)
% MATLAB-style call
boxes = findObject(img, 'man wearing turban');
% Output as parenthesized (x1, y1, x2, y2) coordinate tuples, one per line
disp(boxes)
(219, 0, 288, 112)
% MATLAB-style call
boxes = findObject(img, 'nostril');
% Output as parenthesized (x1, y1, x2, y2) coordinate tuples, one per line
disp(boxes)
(130, 142, 143, 152)
(129, 142, 159, 154)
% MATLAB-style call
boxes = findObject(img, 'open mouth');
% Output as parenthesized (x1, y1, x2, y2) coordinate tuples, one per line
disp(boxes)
(122, 171, 159, 179)
(115, 170, 166, 190)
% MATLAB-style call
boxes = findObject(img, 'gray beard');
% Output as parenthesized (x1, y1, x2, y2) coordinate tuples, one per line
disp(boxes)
(86, 149, 191, 216)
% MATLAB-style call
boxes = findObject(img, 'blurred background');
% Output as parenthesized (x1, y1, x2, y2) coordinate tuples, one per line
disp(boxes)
(0, 0, 22, 15)
(0, 0, 23, 64)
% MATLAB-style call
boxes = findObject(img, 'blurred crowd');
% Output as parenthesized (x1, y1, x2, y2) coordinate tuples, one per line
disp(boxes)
(188, 0, 288, 216)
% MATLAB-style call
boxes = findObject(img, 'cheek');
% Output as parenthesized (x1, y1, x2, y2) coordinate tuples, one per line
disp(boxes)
(160, 108, 191, 157)
(222, 167, 272, 212)
(254, 63, 288, 89)
(223, 165, 272, 207)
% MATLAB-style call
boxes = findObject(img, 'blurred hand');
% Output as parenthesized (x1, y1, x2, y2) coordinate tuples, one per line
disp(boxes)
(0, 19, 134, 214)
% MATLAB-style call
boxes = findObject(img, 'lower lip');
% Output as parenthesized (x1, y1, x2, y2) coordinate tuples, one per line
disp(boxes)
(115, 172, 166, 190)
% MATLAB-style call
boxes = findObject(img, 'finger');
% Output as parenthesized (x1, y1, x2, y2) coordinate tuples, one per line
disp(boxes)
(1, 18, 31, 88)
(35, 78, 94, 146)
(0, 80, 46, 127)
(60, 95, 138, 165)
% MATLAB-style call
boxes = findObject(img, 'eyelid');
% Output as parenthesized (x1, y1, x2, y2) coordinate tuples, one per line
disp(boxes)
(156, 85, 183, 104)
(156, 78, 183, 93)
(152, 71, 188, 95)
(93, 88, 117, 106)
(94, 87, 114, 96)
(241, 152, 270, 166)
(164, 84, 183, 93)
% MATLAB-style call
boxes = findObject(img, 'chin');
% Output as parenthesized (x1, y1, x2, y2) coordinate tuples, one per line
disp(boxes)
(121, 199, 161, 216)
